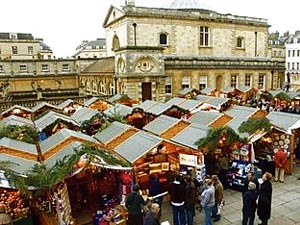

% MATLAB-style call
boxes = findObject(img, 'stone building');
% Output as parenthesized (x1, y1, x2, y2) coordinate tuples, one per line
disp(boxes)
(0, 32, 53, 60)
(0, 33, 98, 105)
(80, 0, 285, 102)
(74, 38, 107, 59)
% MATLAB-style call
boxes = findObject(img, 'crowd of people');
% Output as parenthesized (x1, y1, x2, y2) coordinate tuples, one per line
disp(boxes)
(124, 169, 274, 225)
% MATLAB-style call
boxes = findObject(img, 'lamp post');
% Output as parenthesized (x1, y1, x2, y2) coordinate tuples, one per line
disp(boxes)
(271, 69, 274, 90)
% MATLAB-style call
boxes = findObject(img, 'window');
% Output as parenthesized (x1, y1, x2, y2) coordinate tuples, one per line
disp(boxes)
(230, 74, 238, 88)
(182, 76, 190, 89)
(199, 75, 207, 90)
(273, 51, 277, 57)
(165, 77, 172, 94)
(12, 46, 18, 54)
(99, 82, 105, 94)
(287, 62, 290, 70)
(258, 74, 265, 89)
(159, 33, 168, 45)
(0, 65, 3, 72)
(236, 36, 244, 48)
(41, 64, 49, 71)
(298, 50, 300, 57)
(200, 26, 210, 47)
(293, 50, 295, 57)
(109, 82, 114, 95)
(297, 62, 299, 70)
(28, 46, 33, 55)
(245, 74, 252, 86)
(19, 64, 27, 72)
(292, 62, 295, 70)
(62, 64, 69, 71)
(288, 50, 290, 57)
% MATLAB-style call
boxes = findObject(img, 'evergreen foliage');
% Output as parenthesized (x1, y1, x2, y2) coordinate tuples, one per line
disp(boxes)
(238, 117, 272, 135)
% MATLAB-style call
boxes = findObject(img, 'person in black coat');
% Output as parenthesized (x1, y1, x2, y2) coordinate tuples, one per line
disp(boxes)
(257, 172, 273, 225)
(242, 182, 258, 225)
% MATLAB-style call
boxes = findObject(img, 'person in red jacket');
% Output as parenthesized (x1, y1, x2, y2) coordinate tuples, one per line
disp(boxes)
(274, 148, 287, 183)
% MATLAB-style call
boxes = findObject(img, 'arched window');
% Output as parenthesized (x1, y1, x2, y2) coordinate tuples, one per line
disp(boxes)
(159, 33, 168, 45)
(112, 35, 120, 51)
(236, 36, 244, 48)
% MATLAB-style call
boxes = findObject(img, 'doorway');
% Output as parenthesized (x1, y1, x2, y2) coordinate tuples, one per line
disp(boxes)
(142, 82, 152, 101)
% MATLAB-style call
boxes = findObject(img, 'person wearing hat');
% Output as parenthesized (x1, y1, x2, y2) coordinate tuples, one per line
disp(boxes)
(0, 205, 12, 225)
(274, 148, 287, 183)
(125, 184, 147, 225)
(242, 182, 258, 225)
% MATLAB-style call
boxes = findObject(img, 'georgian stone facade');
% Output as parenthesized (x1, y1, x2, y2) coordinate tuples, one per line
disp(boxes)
(96, 1, 285, 102)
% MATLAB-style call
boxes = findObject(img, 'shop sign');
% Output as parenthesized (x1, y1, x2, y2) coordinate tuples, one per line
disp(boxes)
(179, 154, 197, 166)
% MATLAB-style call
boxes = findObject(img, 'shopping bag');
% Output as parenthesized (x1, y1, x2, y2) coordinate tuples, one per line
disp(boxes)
(217, 199, 225, 215)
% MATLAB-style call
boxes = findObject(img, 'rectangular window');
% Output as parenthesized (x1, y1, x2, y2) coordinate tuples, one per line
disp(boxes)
(293, 50, 295, 57)
(28, 46, 33, 55)
(292, 62, 295, 70)
(165, 77, 172, 94)
(182, 76, 190, 89)
(199, 75, 207, 90)
(298, 50, 300, 57)
(41, 64, 49, 71)
(273, 51, 277, 57)
(230, 74, 238, 88)
(0, 65, 4, 72)
(297, 62, 299, 70)
(200, 26, 210, 47)
(62, 64, 69, 71)
(288, 50, 290, 57)
(245, 74, 252, 86)
(258, 74, 265, 89)
(287, 62, 290, 70)
(19, 64, 27, 72)
(12, 46, 18, 54)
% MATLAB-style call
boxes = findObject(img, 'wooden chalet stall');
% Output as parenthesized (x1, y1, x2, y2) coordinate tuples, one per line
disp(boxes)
(95, 120, 204, 202)
(84, 96, 110, 112)
(41, 128, 132, 225)
(177, 88, 201, 99)
(58, 99, 84, 116)
(266, 111, 300, 174)
(0, 105, 32, 120)
(34, 111, 80, 138)
(31, 102, 63, 120)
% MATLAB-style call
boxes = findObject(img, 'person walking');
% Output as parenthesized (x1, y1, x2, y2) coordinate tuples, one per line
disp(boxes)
(211, 175, 223, 222)
(184, 175, 196, 225)
(257, 172, 273, 225)
(274, 148, 287, 183)
(169, 175, 186, 225)
(242, 182, 258, 225)
(143, 203, 160, 225)
(125, 184, 147, 225)
(200, 179, 215, 225)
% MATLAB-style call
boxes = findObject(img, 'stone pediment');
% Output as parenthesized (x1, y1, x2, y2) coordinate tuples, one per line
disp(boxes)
(103, 5, 125, 28)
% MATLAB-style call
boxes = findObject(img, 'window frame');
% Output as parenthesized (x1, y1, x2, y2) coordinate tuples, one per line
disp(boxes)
(62, 63, 70, 71)
(245, 74, 252, 87)
(159, 33, 168, 46)
(236, 36, 244, 48)
(181, 76, 190, 89)
(230, 74, 238, 88)
(165, 77, 172, 94)
(199, 75, 207, 90)
(258, 74, 265, 89)
(199, 26, 210, 47)
(12, 46, 18, 54)
(19, 64, 28, 72)
(41, 64, 49, 72)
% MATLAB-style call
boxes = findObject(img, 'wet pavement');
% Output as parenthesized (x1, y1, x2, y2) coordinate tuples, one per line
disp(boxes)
(161, 166, 300, 225)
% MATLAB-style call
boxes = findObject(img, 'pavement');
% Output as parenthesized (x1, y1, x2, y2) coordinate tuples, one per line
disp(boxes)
(160, 165, 300, 225)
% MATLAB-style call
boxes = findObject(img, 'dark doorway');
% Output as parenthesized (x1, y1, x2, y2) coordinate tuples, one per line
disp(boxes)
(142, 82, 152, 101)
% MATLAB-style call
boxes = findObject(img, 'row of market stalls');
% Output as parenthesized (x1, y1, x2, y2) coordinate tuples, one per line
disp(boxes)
(2, 93, 300, 224)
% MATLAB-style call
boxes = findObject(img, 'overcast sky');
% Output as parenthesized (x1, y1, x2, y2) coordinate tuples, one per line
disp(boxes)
(2, 0, 299, 58)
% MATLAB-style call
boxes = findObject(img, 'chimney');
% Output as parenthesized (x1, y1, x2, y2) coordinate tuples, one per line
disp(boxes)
(126, 0, 135, 6)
